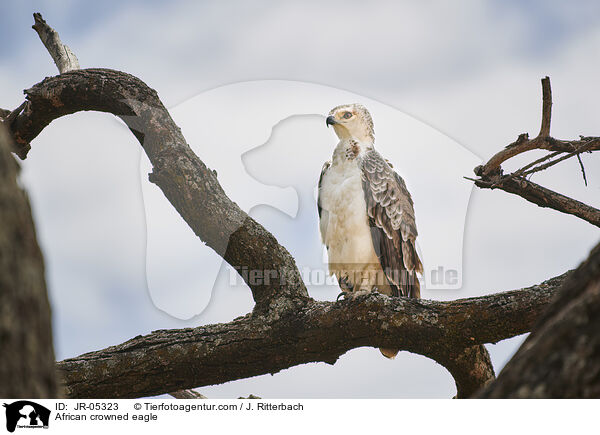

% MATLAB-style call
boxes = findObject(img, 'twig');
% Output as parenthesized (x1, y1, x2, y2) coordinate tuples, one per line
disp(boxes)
(32, 13, 79, 73)
(518, 139, 599, 178)
(539, 76, 552, 137)
(576, 154, 588, 186)
(511, 150, 562, 178)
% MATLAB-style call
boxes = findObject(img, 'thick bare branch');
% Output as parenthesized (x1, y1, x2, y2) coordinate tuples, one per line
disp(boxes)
(9, 69, 309, 313)
(56, 273, 566, 398)
(32, 13, 80, 73)
(479, 242, 600, 398)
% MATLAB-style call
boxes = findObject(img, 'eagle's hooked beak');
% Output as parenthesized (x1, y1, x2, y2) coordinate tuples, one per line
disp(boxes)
(326, 115, 337, 127)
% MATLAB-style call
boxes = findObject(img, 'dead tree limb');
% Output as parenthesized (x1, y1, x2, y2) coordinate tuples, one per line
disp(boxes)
(469, 77, 600, 228)
(55, 274, 565, 398)
(32, 12, 79, 73)
(11, 68, 309, 314)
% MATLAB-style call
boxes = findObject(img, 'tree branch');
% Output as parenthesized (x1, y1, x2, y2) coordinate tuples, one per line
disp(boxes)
(9, 68, 309, 313)
(32, 13, 79, 73)
(470, 77, 599, 228)
(56, 273, 566, 398)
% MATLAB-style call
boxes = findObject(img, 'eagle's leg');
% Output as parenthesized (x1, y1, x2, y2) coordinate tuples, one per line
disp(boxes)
(336, 276, 354, 301)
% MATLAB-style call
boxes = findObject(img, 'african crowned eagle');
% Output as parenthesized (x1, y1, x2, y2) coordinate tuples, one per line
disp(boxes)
(318, 104, 423, 357)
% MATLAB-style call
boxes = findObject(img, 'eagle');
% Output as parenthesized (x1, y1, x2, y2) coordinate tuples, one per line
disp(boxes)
(318, 104, 423, 357)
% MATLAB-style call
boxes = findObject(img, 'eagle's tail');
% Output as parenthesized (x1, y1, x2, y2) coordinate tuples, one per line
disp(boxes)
(379, 348, 400, 359)
(380, 270, 420, 359)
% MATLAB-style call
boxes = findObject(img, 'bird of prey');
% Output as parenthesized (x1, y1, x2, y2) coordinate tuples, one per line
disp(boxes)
(318, 104, 422, 357)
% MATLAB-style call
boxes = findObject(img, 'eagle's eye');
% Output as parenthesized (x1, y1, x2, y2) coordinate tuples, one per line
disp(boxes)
(342, 111, 353, 119)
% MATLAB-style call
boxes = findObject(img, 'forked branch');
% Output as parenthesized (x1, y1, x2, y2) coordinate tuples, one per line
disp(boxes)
(470, 77, 599, 228)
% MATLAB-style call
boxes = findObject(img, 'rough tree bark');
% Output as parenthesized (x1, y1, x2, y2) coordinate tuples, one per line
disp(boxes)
(0, 122, 59, 397)
(55, 275, 563, 398)
(10, 69, 309, 315)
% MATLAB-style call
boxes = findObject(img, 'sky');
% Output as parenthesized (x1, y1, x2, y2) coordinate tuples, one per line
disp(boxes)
(1, 0, 599, 398)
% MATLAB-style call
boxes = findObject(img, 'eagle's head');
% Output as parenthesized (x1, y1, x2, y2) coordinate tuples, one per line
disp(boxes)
(326, 103, 374, 144)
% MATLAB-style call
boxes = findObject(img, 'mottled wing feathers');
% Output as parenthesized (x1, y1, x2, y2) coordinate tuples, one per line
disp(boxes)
(360, 149, 422, 298)
(317, 161, 331, 247)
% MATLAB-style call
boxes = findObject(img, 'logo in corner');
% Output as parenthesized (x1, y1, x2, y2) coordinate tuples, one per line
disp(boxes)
(3, 401, 50, 433)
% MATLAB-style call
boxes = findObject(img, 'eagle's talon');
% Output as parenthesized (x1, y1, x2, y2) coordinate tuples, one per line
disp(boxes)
(336, 291, 350, 301)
